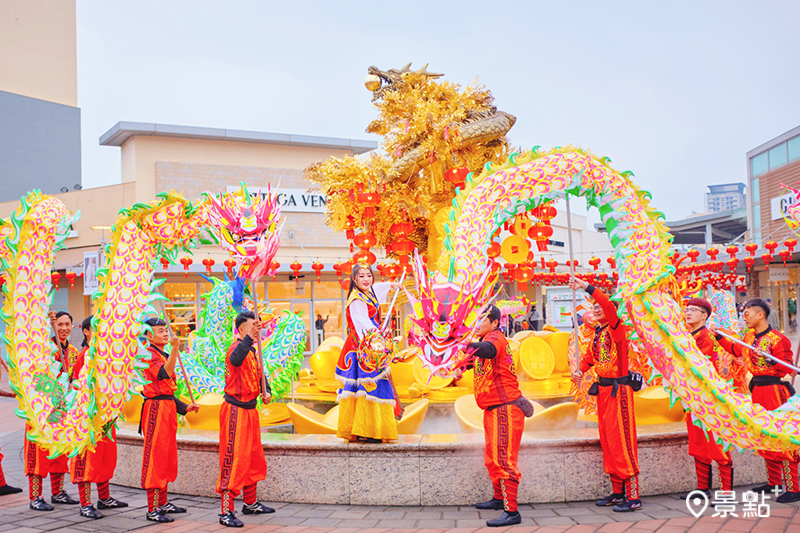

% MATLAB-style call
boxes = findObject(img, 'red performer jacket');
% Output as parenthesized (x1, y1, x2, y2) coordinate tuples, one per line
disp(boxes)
(717, 327, 793, 378)
(470, 329, 522, 410)
(692, 326, 722, 373)
(54, 338, 81, 380)
(580, 286, 629, 378)
(224, 336, 269, 407)
(143, 345, 177, 398)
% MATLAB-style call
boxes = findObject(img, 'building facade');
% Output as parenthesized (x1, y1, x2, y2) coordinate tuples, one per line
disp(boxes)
(0, 0, 81, 201)
(705, 183, 745, 213)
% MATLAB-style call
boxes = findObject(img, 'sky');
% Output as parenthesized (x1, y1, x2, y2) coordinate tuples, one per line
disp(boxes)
(76, 0, 800, 223)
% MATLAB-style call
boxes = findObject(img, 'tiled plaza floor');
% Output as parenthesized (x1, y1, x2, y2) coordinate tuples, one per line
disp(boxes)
(2, 382, 800, 531)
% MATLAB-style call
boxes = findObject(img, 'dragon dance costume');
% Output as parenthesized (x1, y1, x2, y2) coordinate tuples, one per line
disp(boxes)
(470, 328, 525, 513)
(686, 324, 733, 491)
(26, 339, 78, 505)
(580, 285, 641, 503)
(717, 327, 799, 492)
(217, 335, 269, 516)
(336, 282, 401, 442)
(140, 344, 187, 517)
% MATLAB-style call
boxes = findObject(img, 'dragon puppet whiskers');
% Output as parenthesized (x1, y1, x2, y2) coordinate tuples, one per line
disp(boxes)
(405, 251, 494, 377)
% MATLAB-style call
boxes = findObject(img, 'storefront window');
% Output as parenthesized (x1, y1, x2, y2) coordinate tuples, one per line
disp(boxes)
(313, 300, 343, 344)
(268, 281, 310, 299)
(315, 281, 343, 299)
(165, 282, 196, 301)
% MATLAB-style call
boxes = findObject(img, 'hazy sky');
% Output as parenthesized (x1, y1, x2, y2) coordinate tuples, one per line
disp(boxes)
(76, 1, 800, 222)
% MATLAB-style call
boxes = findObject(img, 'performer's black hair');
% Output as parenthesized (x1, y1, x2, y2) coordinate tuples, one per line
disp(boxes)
(236, 310, 257, 329)
(55, 311, 73, 323)
(81, 315, 93, 347)
(144, 317, 168, 328)
(486, 305, 502, 325)
(744, 299, 770, 318)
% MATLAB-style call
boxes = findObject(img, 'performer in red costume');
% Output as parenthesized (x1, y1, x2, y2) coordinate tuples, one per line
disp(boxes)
(140, 318, 199, 522)
(68, 316, 128, 519)
(680, 298, 734, 498)
(467, 305, 533, 527)
(216, 311, 274, 528)
(27, 311, 78, 511)
(714, 299, 800, 503)
(569, 277, 643, 512)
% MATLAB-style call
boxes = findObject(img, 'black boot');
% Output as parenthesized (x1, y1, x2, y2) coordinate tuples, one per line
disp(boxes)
(486, 511, 521, 527)
(79, 505, 104, 519)
(475, 498, 504, 510)
(596, 493, 624, 506)
(776, 491, 800, 503)
(242, 501, 275, 514)
(0, 484, 22, 496)
(219, 511, 244, 527)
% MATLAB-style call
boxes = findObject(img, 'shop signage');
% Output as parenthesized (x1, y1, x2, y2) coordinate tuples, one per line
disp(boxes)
(769, 268, 790, 282)
(227, 186, 327, 213)
(771, 193, 796, 221)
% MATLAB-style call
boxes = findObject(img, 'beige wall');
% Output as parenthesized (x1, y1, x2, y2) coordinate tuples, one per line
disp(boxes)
(0, 0, 78, 106)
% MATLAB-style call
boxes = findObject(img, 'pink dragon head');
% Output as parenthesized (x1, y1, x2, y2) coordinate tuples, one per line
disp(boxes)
(406, 251, 495, 377)
(204, 184, 283, 281)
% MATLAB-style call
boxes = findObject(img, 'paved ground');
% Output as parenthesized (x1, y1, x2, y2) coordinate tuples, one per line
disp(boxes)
(2, 382, 800, 531)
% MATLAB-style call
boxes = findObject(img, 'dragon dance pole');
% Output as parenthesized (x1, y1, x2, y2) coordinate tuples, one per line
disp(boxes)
(161, 309, 196, 405)
(715, 329, 800, 374)
(381, 270, 407, 332)
(565, 194, 581, 369)
(250, 277, 270, 404)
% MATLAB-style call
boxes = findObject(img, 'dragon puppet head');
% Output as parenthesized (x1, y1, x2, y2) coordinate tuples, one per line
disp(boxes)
(204, 184, 283, 282)
(405, 251, 495, 377)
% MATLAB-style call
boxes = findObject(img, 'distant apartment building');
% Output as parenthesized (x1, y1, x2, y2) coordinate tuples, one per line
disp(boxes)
(705, 183, 746, 213)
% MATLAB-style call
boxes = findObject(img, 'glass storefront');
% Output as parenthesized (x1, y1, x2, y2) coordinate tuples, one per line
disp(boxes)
(163, 277, 345, 354)
(758, 267, 798, 334)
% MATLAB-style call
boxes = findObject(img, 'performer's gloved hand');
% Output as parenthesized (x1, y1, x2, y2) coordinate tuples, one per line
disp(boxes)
(187, 402, 200, 413)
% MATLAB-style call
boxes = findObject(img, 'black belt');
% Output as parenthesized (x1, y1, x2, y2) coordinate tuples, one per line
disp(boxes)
(223, 394, 258, 410)
(590, 373, 643, 397)
(487, 396, 535, 417)
(138, 394, 188, 434)
(749, 375, 796, 395)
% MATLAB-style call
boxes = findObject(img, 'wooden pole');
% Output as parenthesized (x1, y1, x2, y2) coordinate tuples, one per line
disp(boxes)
(250, 278, 270, 403)
(164, 317, 196, 405)
(565, 194, 581, 370)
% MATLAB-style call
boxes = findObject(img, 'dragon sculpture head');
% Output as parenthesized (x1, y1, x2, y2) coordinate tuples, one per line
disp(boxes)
(405, 252, 495, 377)
(204, 184, 283, 282)
(365, 62, 444, 101)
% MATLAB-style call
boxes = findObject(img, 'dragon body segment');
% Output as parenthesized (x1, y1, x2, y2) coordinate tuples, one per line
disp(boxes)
(416, 147, 800, 453)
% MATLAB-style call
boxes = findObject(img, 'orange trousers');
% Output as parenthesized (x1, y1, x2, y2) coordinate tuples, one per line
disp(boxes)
(483, 404, 524, 512)
(24, 427, 69, 477)
(752, 384, 799, 464)
(216, 402, 266, 495)
(686, 414, 731, 466)
(70, 426, 118, 484)
(597, 385, 639, 478)
(140, 399, 178, 490)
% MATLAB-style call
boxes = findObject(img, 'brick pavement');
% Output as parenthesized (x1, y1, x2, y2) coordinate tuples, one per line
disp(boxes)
(1, 383, 799, 531)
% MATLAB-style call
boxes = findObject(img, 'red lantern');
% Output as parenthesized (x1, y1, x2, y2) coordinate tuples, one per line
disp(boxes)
(353, 250, 377, 265)
(744, 256, 755, 272)
(270, 260, 280, 282)
(487, 242, 501, 259)
(353, 232, 377, 249)
(390, 221, 414, 237)
(311, 261, 324, 282)
(785, 239, 797, 253)
(589, 257, 601, 270)
(761, 253, 773, 270)
(180, 257, 193, 278)
(51, 271, 61, 291)
(65, 271, 78, 290)
(392, 237, 416, 264)
(0, 274, 5, 290)
(528, 222, 553, 252)
(223, 259, 237, 277)
(160, 257, 170, 271)
(687, 249, 700, 263)
(344, 215, 358, 242)
(765, 241, 778, 254)
(531, 204, 557, 222)
(357, 191, 381, 218)
(290, 261, 303, 283)
(202, 257, 215, 274)
(726, 258, 739, 271)
(386, 263, 402, 280)
(545, 260, 558, 273)
(340, 278, 351, 291)
(445, 167, 469, 187)
(706, 248, 719, 261)
(726, 245, 739, 259)
(745, 243, 758, 256)
(779, 249, 791, 266)
(333, 262, 342, 280)
(607, 257, 616, 269)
